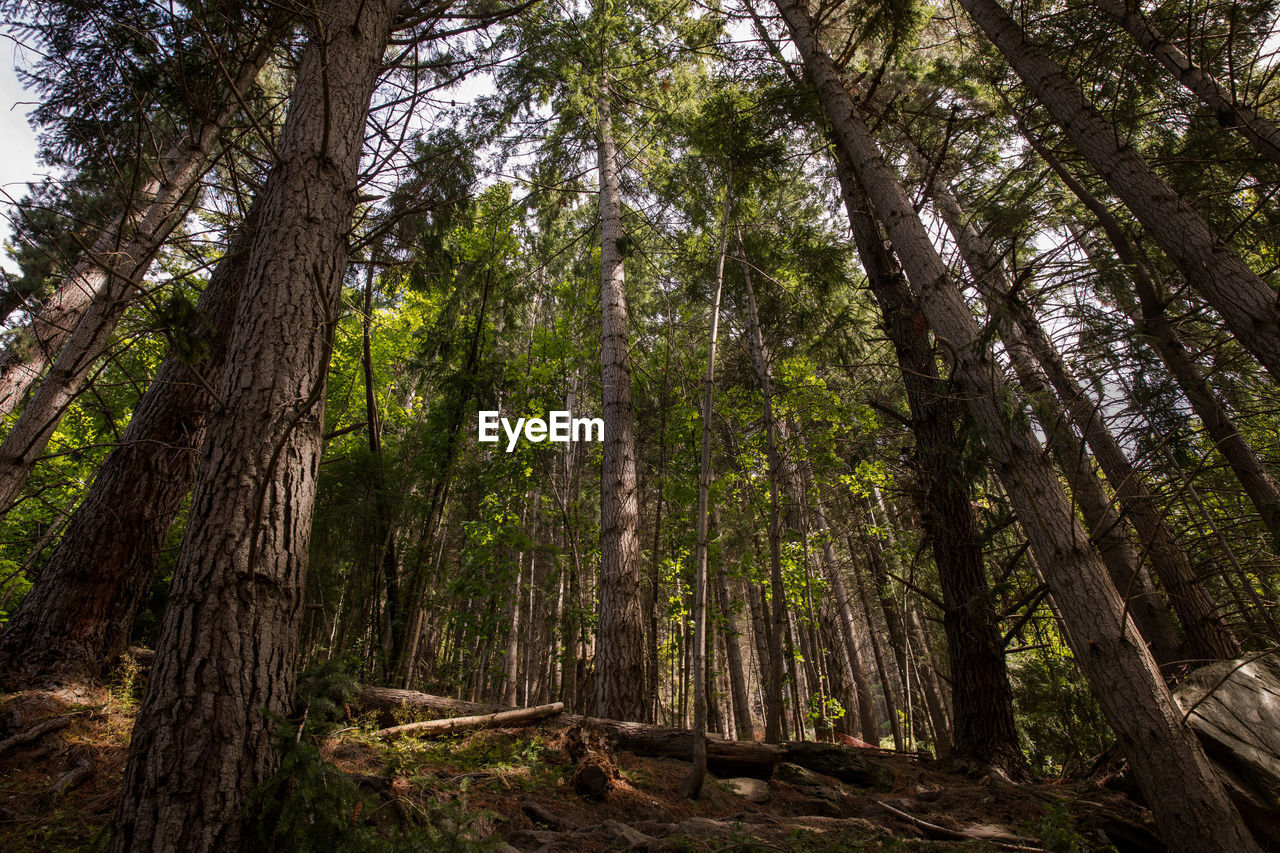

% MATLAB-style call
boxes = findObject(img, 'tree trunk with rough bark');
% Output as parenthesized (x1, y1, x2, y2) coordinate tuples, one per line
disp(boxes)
(1091, 0, 1280, 166)
(594, 77, 647, 723)
(1032, 140, 1280, 555)
(834, 159, 1021, 770)
(0, 33, 277, 423)
(774, 0, 1261, 847)
(0, 205, 259, 688)
(957, 0, 1280, 383)
(109, 2, 396, 849)
(927, 177, 1239, 663)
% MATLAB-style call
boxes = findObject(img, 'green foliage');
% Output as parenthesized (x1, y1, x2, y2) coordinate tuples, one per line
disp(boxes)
(1034, 801, 1093, 853)
(249, 659, 500, 852)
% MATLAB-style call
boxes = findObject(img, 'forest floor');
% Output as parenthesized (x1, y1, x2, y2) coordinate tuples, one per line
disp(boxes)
(0, 684, 1165, 852)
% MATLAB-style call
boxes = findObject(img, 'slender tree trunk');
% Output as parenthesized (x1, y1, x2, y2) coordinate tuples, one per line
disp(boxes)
(811, 491, 879, 740)
(774, 1, 1260, 847)
(849, 542, 903, 750)
(0, 31, 279, 424)
(594, 75, 646, 722)
(0, 204, 259, 687)
(1091, 0, 1280, 166)
(737, 235, 789, 744)
(1032, 141, 1280, 554)
(109, 2, 396, 849)
(683, 187, 730, 796)
(360, 266, 402, 676)
(957, 0, 1280, 382)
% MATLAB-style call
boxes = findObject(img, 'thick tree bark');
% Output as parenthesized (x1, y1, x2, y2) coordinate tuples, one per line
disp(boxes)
(1032, 141, 1280, 554)
(0, 33, 277, 424)
(774, 0, 1260, 847)
(0, 205, 259, 687)
(109, 2, 396, 850)
(835, 159, 1022, 768)
(957, 0, 1280, 383)
(1091, 0, 1280, 166)
(594, 77, 647, 723)
(927, 178, 1239, 663)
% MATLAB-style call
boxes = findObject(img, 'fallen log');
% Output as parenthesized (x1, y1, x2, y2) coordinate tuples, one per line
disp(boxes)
(578, 717, 783, 780)
(355, 686, 504, 725)
(374, 702, 565, 738)
(350, 687, 909, 782)
(0, 715, 72, 754)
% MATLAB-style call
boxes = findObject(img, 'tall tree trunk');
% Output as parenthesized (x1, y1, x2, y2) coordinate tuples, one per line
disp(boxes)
(594, 75, 647, 722)
(361, 266, 402, 676)
(1091, 0, 1280, 166)
(0, 31, 279, 422)
(737, 234, 789, 744)
(833, 158, 1021, 769)
(927, 177, 1240, 662)
(1032, 140, 1280, 554)
(956, 0, 1280, 382)
(715, 561, 755, 740)
(811, 490, 879, 740)
(848, 541, 903, 750)
(0, 204, 259, 688)
(109, 1, 396, 849)
(682, 188, 730, 797)
(773, 1, 1260, 847)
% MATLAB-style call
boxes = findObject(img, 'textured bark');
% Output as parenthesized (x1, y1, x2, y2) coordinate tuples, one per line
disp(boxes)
(1033, 141, 1280, 554)
(594, 78, 646, 722)
(1091, 0, 1280, 166)
(834, 163, 1021, 768)
(0, 206, 259, 687)
(738, 241, 789, 744)
(957, 0, 1280, 383)
(774, 0, 1260, 847)
(109, 1, 396, 849)
(927, 178, 1238, 663)
(0, 35, 277, 424)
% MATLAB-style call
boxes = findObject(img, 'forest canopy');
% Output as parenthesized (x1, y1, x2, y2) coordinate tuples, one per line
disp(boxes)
(0, 0, 1279, 850)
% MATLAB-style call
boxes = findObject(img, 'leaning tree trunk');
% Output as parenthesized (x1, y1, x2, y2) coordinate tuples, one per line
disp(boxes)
(109, 1, 396, 849)
(1091, 0, 1280, 166)
(0, 32, 278, 421)
(833, 158, 1021, 771)
(1032, 139, 1280, 554)
(926, 178, 1240, 663)
(773, 1, 1261, 848)
(0, 204, 259, 688)
(957, 0, 1280, 384)
(594, 75, 647, 723)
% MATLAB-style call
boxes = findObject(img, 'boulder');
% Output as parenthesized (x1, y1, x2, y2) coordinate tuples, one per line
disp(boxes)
(1174, 654, 1280, 847)
(723, 776, 770, 803)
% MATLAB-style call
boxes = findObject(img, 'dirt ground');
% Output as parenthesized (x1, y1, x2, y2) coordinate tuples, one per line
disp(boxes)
(0, 688, 1165, 852)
